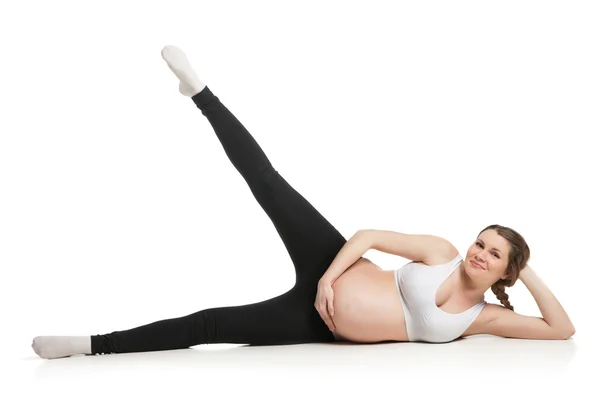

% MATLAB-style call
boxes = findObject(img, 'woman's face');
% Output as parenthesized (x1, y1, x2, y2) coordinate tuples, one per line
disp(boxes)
(466, 229, 511, 280)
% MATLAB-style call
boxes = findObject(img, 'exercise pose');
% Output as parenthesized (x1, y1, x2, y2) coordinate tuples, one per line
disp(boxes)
(31, 46, 575, 359)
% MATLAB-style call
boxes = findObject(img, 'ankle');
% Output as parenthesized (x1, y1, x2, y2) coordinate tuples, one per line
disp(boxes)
(73, 335, 92, 354)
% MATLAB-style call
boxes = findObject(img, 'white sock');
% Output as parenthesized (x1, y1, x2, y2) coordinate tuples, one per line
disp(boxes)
(161, 45, 206, 97)
(32, 336, 92, 359)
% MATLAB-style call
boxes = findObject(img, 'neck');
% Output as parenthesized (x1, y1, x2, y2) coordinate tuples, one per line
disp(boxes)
(457, 261, 487, 302)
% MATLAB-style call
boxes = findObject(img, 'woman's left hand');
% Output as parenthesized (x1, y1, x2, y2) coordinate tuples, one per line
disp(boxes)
(315, 279, 337, 332)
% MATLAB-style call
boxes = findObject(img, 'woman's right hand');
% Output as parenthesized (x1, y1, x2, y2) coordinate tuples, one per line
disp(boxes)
(315, 279, 337, 332)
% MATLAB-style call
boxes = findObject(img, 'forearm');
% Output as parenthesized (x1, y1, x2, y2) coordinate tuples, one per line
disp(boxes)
(519, 265, 575, 334)
(320, 230, 371, 285)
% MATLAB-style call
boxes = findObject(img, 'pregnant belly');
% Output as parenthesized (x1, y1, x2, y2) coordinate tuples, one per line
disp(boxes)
(330, 258, 408, 343)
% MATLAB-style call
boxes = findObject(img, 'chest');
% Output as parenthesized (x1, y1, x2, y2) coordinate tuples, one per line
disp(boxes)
(398, 262, 490, 340)
(434, 272, 474, 313)
(399, 263, 465, 312)
(435, 270, 490, 335)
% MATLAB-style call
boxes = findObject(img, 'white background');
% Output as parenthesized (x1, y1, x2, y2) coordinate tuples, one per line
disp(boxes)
(1, 0, 598, 398)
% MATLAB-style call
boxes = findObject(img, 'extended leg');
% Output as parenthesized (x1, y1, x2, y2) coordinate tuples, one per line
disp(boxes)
(32, 274, 334, 359)
(89, 285, 335, 356)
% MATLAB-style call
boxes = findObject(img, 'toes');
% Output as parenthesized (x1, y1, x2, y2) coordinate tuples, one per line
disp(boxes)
(161, 46, 170, 60)
(161, 45, 173, 60)
(161, 45, 182, 58)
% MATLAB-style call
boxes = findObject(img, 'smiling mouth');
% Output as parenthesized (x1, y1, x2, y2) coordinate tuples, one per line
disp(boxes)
(471, 260, 484, 269)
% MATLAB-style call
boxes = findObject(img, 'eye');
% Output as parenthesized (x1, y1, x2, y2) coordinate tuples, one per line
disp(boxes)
(476, 242, 500, 258)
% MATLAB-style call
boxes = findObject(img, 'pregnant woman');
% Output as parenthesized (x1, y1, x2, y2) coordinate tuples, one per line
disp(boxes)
(31, 46, 575, 359)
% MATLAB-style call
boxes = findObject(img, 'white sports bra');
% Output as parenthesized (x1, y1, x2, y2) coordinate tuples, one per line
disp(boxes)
(394, 253, 487, 343)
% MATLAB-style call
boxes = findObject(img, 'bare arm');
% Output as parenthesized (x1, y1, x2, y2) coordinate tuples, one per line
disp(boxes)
(320, 230, 371, 285)
(519, 264, 576, 335)
(319, 228, 453, 284)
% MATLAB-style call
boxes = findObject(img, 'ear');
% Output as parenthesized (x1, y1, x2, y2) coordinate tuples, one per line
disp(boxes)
(499, 270, 511, 281)
(501, 264, 512, 280)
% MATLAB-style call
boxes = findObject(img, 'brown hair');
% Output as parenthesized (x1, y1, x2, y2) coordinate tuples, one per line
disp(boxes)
(478, 224, 530, 312)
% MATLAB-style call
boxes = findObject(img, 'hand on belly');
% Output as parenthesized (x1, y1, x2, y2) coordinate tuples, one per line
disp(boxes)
(329, 262, 406, 342)
(315, 279, 337, 332)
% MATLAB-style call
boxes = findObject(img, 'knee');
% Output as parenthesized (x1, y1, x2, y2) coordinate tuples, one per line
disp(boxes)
(249, 162, 280, 192)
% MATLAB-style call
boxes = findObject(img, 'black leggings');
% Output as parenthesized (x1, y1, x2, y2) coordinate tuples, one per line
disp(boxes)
(90, 86, 348, 355)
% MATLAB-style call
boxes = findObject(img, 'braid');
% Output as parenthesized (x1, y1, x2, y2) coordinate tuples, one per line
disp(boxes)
(491, 280, 514, 311)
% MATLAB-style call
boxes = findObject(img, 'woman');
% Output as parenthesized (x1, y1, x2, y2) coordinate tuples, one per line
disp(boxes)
(31, 46, 575, 360)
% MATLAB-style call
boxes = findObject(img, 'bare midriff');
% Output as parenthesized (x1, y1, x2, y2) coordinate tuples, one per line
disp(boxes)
(329, 257, 409, 343)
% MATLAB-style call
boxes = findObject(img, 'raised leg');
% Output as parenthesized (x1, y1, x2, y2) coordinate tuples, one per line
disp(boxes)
(161, 46, 347, 285)
(192, 86, 347, 286)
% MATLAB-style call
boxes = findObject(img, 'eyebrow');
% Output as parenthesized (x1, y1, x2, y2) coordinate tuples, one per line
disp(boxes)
(478, 239, 504, 254)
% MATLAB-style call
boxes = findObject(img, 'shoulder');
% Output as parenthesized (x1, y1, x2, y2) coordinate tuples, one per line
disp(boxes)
(474, 303, 501, 326)
(461, 303, 497, 336)
(421, 240, 460, 266)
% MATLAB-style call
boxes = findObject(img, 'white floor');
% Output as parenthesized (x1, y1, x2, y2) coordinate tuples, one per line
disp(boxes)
(8, 332, 594, 400)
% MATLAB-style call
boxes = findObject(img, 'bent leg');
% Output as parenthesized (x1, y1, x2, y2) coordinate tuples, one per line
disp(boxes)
(192, 86, 347, 285)
(90, 285, 335, 355)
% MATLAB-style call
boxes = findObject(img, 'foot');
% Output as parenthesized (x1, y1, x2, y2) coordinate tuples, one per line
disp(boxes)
(161, 45, 206, 97)
(31, 336, 91, 359)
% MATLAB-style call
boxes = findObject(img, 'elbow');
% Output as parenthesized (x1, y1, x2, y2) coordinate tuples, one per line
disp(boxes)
(561, 328, 576, 340)
(354, 229, 373, 244)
